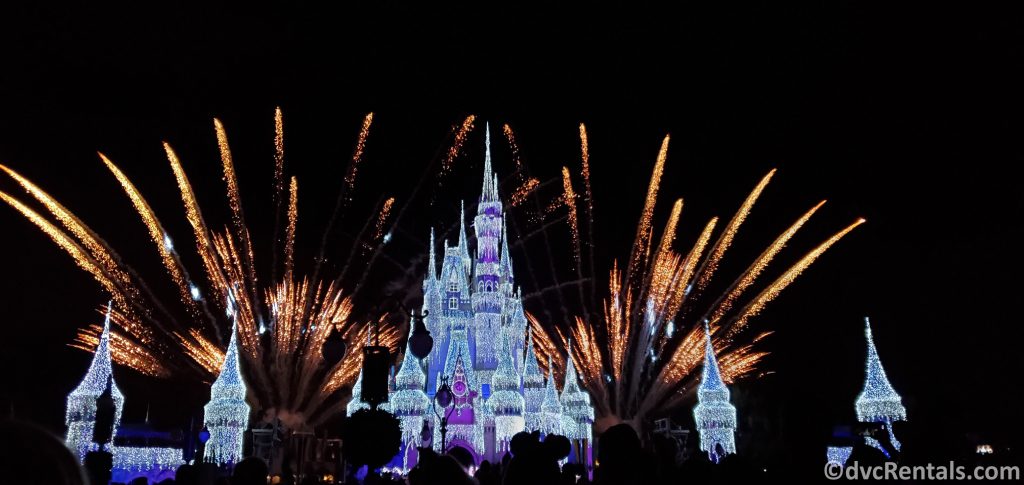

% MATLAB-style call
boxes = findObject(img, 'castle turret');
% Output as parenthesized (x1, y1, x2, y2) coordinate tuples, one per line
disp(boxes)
(423, 229, 445, 366)
(692, 323, 737, 463)
(522, 329, 545, 431)
(346, 369, 370, 416)
(855, 317, 906, 451)
(560, 349, 595, 464)
(66, 304, 125, 460)
(472, 123, 505, 380)
(489, 327, 525, 453)
(540, 356, 563, 437)
(203, 320, 251, 466)
(392, 328, 431, 469)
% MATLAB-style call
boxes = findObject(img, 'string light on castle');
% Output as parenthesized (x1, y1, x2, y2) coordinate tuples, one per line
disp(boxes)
(692, 322, 737, 463)
(202, 318, 250, 466)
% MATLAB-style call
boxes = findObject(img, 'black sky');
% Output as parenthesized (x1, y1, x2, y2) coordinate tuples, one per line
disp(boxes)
(1, 2, 1021, 476)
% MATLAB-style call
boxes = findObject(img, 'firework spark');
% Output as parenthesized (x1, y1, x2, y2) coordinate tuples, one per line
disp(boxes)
(441, 115, 477, 178)
(1, 110, 400, 427)
(510, 177, 540, 207)
(532, 134, 862, 429)
(561, 167, 582, 271)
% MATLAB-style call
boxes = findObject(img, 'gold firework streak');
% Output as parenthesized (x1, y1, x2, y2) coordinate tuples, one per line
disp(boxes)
(730, 218, 865, 332)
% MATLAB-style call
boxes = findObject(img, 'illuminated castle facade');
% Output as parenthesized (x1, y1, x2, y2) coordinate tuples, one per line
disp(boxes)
(356, 125, 595, 470)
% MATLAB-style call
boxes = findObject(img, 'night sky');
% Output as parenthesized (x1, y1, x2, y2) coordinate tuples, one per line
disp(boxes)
(1, 2, 1021, 477)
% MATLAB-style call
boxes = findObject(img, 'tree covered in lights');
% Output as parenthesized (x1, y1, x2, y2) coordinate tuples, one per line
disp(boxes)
(855, 317, 906, 451)
(202, 321, 250, 466)
(692, 323, 737, 463)
(66, 305, 124, 460)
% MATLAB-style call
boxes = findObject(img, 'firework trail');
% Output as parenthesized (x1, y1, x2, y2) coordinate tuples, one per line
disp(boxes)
(579, 123, 599, 313)
(313, 112, 374, 280)
(0, 110, 401, 427)
(438, 115, 476, 187)
(510, 178, 540, 207)
(271, 107, 286, 282)
(530, 133, 862, 429)
(561, 167, 582, 271)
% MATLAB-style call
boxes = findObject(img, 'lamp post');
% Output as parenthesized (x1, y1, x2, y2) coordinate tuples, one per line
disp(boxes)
(432, 376, 455, 453)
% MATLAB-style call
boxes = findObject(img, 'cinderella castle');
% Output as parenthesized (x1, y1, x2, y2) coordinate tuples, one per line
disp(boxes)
(349, 125, 595, 470)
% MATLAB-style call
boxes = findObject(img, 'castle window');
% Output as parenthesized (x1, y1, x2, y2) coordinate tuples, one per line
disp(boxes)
(448, 280, 459, 292)
(448, 297, 458, 310)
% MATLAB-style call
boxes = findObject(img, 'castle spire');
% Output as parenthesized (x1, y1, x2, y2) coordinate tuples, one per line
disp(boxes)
(428, 228, 438, 281)
(392, 326, 430, 451)
(500, 220, 513, 282)
(491, 327, 521, 392)
(396, 328, 427, 391)
(540, 355, 563, 436)
(561, 341, 581, 398)
(489, 326, 525, 451)
(481, 122, 496, 203)
(203, 317, 251, 466)
(855, 317, 906, 423)
(699, 321, 727, 393)
(692, 321, 737, 463)
(65, 302, 125, 459)
(459, 200, 471, 277)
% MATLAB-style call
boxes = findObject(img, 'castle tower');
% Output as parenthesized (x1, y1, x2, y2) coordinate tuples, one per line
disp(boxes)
(392, 328, 431, 469)
(540, 356, 563, 437)
(430, 232, 472, 392)
(346, 369, 370, 416)
(855, 317, 906, 450)
(472, 123, 505, 380)
(692, 323, 737, 463)
(66, 304, 125, 460)
(488, 327, 525, 453)
(422, 228, 445, 368)
(560, 350, 595, 464)
(203, 320, 251, 466)
(521, 329, 545, 431)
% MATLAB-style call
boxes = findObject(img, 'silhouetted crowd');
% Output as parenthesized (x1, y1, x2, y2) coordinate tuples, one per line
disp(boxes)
(1, 419, 770, 484)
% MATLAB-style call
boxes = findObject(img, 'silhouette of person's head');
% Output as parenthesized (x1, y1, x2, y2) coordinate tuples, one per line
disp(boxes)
(596, 423, 643, 485)
(408, 447, 475, 485)
(232, 457, 269, 485)
(447, 445, 475, 472)
(175, 463, 198, 485)
(0, 419, 88, 485)
(129, 476, 149, 485)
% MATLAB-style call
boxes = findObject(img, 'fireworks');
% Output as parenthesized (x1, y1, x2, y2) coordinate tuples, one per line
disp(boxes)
(1, 109, 400, 427)
(533, 134, 863, 429)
